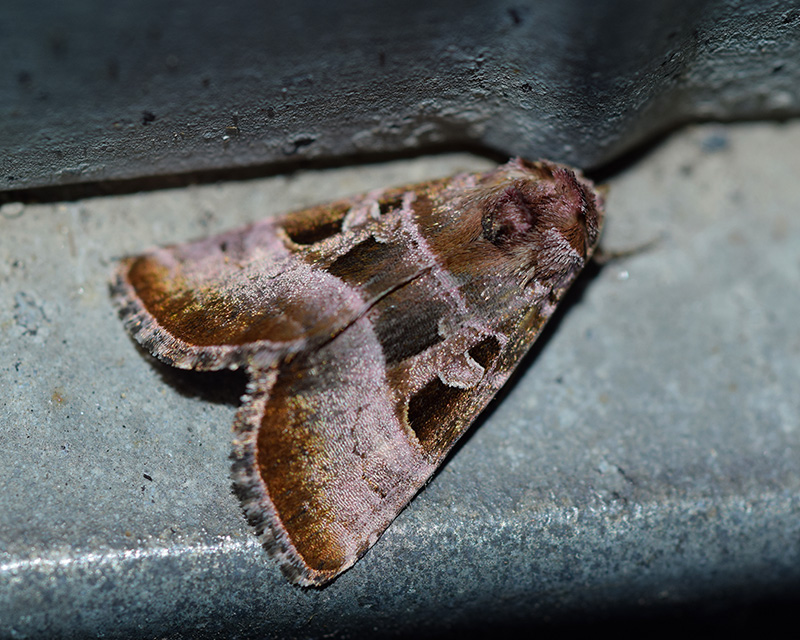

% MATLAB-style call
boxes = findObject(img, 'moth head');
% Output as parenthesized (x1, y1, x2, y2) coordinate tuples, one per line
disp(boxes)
(479, 159, 604, 287)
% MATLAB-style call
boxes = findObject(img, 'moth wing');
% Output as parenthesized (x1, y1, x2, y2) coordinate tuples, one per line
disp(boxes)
(232, 314, 439, 587)
(111, 197, 376, 371)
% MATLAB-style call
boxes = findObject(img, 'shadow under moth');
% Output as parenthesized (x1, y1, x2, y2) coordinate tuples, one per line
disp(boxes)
(112, 158, 605, 586)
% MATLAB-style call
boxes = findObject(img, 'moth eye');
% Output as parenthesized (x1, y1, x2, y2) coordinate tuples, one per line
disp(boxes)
(468, 335, 502, 370)
(481, 184, 537, 247)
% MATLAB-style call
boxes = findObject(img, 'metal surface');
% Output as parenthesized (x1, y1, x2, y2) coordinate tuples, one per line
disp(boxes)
(2, 0, 800, 191)
(2, 120, 799, 637)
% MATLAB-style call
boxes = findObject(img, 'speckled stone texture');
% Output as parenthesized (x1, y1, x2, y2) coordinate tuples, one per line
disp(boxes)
(1, 120, 799, 637)
(2, 0, 800, 191)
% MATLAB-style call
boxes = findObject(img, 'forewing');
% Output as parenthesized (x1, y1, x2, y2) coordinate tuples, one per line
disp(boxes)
(111, 187, 425, 371)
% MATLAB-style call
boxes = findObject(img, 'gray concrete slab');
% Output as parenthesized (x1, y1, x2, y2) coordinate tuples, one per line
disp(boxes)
(3, 1, 800, 192)
(1, 121, 800, 638)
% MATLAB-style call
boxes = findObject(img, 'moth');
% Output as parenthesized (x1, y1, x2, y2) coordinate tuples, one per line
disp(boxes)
(112, 158, 604, 586)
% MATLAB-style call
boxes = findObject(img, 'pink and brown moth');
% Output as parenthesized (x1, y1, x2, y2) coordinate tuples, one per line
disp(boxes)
(112, 158, 605, 586)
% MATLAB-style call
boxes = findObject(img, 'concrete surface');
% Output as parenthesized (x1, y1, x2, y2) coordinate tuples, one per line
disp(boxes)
(3, 1, 800, 192)
(1, 120, 800, 638)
